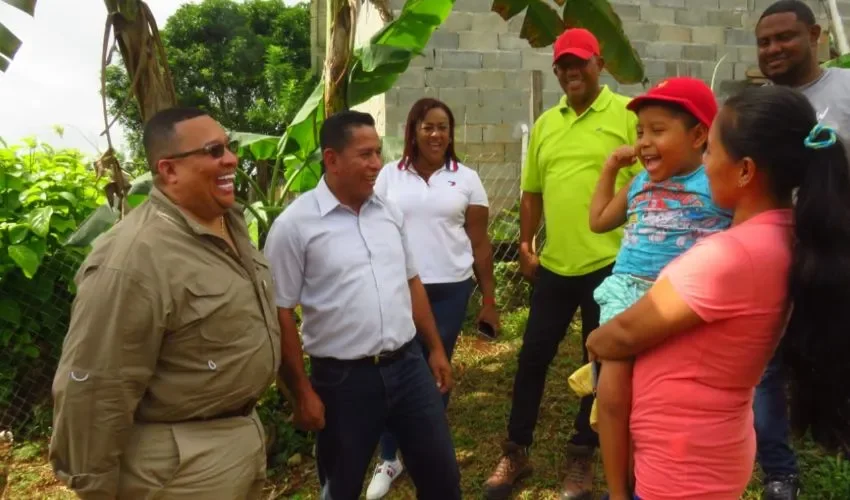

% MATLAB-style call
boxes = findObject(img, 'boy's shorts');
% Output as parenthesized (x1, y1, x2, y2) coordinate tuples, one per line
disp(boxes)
(593, 273, 654, 325)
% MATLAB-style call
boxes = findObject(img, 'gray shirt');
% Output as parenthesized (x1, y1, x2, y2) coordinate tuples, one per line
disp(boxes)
(264, 177, 418, 359)
(796, 67, 850, 144)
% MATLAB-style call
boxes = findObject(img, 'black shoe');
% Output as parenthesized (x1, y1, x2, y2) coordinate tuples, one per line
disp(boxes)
(763, 475, 800, 500)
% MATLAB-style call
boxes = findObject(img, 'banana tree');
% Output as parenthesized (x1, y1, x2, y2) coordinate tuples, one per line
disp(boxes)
(0, 0, 37, 72)
(491, 0, 646, 84)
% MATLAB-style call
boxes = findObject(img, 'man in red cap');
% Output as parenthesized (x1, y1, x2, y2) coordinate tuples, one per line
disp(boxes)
(483, 28, 642, 500)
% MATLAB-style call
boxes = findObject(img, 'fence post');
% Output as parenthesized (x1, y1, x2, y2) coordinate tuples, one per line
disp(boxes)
(527, 70, 543, 254)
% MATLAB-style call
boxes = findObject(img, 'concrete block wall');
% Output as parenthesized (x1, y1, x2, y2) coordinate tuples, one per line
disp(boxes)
(313, 0, 850, 214)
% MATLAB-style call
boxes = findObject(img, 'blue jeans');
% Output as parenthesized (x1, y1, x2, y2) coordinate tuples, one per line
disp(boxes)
(379, 278, 474, 461)
(312, 341, 461, 499)
(754, 353, 799, 477)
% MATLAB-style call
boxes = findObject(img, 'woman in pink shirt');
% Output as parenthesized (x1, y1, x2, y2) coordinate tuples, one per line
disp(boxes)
(587, 85, 850, 500)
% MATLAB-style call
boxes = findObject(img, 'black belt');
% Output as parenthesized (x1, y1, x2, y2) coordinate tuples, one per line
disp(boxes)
(312, 339, 414, 367)
(142, 399, 257, 424)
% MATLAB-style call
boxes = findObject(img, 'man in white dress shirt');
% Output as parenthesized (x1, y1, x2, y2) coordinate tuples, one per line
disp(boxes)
(264, 110, 461, 499)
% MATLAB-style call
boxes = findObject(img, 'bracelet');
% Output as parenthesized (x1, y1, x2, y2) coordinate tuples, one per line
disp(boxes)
(482, 296, 496, 306)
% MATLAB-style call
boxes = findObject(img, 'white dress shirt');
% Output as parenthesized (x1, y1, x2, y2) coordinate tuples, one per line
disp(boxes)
(375, 159, 489, 284)
(264, 177, 418, 359)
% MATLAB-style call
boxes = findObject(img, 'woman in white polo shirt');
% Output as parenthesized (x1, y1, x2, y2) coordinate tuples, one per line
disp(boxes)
(366, 97, 500, 499)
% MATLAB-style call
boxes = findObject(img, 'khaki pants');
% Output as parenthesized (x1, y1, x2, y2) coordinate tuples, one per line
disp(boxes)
(118, 412, 267, 499)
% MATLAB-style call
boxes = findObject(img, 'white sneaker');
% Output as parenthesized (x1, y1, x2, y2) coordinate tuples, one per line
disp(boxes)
(365, 458, 404, 499)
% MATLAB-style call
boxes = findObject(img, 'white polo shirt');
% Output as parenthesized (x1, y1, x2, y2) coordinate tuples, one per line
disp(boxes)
(263, 177, 418, 359)
(375, 158, 489, 284)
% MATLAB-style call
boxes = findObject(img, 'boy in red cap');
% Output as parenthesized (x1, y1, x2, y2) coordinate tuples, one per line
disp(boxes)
(585, 77, 731, 499)
(485, 28, 643, 500)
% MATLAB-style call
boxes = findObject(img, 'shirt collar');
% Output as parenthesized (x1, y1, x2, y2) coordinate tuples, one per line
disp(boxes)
(149, 185, 245, 238)
(559, 84, 614, 115)
(398, 157, 459, 172)
(315, 176, 382, 217)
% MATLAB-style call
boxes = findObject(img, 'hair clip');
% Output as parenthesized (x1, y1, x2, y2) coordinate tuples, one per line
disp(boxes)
(804, 123, 838, 150)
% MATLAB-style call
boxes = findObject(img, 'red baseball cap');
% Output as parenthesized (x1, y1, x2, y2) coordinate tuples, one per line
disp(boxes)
(626, 77, 717, 127)
(553, 28, 600, 62)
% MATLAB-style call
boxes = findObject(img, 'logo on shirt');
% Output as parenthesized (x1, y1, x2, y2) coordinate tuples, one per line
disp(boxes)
(448, 181, 456, 187)
(817, 107, 830, 122)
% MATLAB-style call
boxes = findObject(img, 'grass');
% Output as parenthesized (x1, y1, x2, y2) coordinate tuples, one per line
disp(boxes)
(2, 307, 849, 499)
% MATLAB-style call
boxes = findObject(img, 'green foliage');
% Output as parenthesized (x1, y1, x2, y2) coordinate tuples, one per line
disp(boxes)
(104, 0, 315, 158)
(0, 140, 106, 436)
(490, 0, 646, 84)
(255, 384, 313, 471)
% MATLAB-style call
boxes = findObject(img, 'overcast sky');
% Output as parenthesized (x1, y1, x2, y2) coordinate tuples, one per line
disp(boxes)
(0, 0, 302, 156)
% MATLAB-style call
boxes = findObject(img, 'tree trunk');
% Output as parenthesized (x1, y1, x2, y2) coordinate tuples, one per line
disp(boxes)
(323, 0, 357, 116)
(104, 0, 178, 123)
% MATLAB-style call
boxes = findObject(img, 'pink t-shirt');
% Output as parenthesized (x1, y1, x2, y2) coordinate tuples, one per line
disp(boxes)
(631, 209, 793, 500)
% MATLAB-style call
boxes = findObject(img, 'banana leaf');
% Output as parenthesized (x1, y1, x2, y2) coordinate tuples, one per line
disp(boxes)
(0, 0, 37, 70)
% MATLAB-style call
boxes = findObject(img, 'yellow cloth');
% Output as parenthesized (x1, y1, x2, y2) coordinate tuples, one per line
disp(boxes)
(568, 363, 599, 432)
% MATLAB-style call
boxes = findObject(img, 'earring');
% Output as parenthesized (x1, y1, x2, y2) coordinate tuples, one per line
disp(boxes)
(737, 179, 746, 187)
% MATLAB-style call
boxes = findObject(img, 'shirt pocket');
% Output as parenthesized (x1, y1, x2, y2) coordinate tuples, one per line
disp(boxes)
(184, 279, 240, 344)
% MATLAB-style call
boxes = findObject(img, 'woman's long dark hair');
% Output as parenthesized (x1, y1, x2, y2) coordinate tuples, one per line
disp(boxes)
(719, 85, 850, 455)
(400, 98, 459, 168)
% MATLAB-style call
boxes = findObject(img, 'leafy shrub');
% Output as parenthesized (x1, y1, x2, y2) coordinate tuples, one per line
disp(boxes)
(0, 140, 106, 437)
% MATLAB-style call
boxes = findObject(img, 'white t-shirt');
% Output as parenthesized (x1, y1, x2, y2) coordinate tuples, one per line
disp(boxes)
(375, 158, 489, 284)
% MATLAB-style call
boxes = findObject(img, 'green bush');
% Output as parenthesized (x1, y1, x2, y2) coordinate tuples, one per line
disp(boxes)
(0, 139, 106, 437)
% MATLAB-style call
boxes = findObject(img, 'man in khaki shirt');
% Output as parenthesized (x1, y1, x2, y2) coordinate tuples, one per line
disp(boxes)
(49, 107, 281, 499)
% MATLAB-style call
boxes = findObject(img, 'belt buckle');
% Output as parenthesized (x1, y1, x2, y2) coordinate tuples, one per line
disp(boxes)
(373, 354, 380, 365)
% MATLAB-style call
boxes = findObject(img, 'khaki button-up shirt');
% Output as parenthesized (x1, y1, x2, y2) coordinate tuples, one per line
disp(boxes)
(49, 187, 281, 498)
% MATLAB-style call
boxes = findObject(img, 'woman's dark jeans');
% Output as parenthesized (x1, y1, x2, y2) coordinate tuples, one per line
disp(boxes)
(378, 278, 474, 461)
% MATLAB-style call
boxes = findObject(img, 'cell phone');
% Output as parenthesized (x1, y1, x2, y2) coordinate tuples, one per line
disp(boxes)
(591, 361, 601, 392)
(477, 320, 497, 340)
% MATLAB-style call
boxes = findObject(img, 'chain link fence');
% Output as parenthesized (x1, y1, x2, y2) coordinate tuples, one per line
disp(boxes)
(0, 250, 84, 439)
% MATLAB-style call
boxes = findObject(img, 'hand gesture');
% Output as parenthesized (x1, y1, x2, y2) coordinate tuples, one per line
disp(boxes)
(605, 145, 637, 171)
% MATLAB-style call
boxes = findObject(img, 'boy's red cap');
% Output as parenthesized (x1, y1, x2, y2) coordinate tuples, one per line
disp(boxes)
(553, 28, 600, 62)
(626, 77, 717, 127)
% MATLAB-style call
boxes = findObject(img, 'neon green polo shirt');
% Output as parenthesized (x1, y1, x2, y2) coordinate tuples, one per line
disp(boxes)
(521, 85, 641, 277)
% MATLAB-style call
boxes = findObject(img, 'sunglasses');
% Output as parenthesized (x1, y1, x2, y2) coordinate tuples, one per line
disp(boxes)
(164, 139, 240, 160)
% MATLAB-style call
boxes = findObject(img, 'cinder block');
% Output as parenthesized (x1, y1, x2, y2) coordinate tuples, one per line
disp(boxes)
(725, 28, 756, 46)
(738, 46, 758, 63)
(498, 33, 529, 50)
(504, 70, 534, 90)
(478, 161, 517, 180)
(427, 31, 460, 50)
(650, 0, 685, 7)
(700, 61, 733, 81)
(408, 49, 436, 69)
(687, 0, 719, 8)
(394, 67, 425, 88)
(467, 70, 507, 89)
(613, 4, 641, 21)
(458, 125, 484, 144)
(439, 88, 481, 108)
(425, 69, 468, 88)
(480, 89, 524, 107)
(640, 6, 675, 24)
(466, 104, 505, 125)
(734, 62, 752, 80)
(542, 90, 562, 109)
(643, 60, 669, 78)
(659, 25, 692, 43)
(384, 88, 400, 107)
(718, 0, 748, 9)
(453, 0, 494, 13)
(707, 10, 745, 28)
(483, 51, 523, 70)
(505, 142, 523, 162)
(459, 31, 500, 51)
(683, 44, 717, 61)
(441, 12, 473, 32)
(471, 12, 509, 34)
(397, 87, 438, 109)
(502, 105, 531, 125)
(645, 42, 684, 60)
(483, 124, 515, 143)
(674, 9, 706, 27)
(438, 51, 483, 69)
(521, 50, 552, 70)
(626, 22, 661, 41)
(691, 26, 724, 45)
(463, 143, 506, 164)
